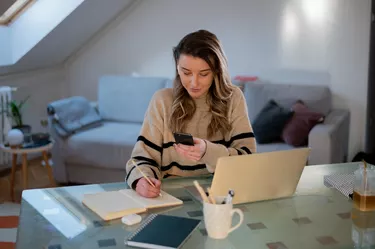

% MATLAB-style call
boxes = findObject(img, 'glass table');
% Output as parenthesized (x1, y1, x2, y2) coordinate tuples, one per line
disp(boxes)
(16, 162, 375, 249)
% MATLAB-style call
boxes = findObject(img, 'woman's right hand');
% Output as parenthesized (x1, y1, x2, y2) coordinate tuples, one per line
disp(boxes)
(135, 177, 161, 198)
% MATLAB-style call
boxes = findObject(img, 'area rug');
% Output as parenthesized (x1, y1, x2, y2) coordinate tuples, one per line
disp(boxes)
(0, 202, 20, 249)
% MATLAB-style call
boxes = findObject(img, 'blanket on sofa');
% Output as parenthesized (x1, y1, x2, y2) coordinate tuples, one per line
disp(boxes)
(47, 96, 102, 138)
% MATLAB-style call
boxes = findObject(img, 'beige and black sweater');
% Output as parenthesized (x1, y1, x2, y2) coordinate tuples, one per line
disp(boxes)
(125, 86, 256, 188)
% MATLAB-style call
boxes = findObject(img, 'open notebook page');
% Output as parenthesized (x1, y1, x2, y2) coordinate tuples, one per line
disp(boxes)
(119, 189, 183, 209)
(82, 191, 147, 220)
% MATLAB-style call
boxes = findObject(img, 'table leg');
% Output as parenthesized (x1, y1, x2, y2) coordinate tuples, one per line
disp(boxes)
(22, 153, 28, 189)
(42, 151, 56, 187)
(10, 153, 17, 202)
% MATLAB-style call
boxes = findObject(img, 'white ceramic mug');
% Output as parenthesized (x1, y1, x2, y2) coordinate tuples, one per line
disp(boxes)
(203, 196, 244, 239)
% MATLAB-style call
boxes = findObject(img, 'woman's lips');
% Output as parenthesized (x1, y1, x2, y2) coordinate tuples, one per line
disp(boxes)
(191, 88, 201, 92)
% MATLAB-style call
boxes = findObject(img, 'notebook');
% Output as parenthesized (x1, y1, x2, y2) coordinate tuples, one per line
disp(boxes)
(82, 189, 183, 221)
(323, 174, 354, 198)
(125, 214, 201, 249)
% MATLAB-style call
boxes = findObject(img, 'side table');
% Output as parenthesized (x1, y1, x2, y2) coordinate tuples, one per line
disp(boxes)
(0, 141, 56, 201)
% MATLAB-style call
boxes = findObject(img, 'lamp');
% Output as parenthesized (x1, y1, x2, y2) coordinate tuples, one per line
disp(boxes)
(7, 129, 24, 146)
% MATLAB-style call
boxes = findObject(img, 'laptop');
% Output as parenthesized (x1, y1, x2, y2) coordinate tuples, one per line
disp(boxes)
(185, 148, 311, 204)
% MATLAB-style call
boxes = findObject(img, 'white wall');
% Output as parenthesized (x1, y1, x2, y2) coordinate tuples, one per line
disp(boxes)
(0, 26, 11, 65)
(66, 0, 371, 161)
(0, 67, 67, 133)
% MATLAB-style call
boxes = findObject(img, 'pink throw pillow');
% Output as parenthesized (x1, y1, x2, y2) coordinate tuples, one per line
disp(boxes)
(281, 100, 324, 146)
(234, 76, 259, 82)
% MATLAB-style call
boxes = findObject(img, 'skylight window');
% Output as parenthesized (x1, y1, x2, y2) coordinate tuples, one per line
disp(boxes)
(0, 0, 34, 25)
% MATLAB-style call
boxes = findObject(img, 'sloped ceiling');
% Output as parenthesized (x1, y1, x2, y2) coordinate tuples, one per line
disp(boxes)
(0, 0, 16, 16)
(0, 0, 135, 75)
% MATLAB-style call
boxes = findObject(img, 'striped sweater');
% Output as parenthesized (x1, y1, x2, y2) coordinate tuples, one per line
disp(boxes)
(125, 86, 256, 188)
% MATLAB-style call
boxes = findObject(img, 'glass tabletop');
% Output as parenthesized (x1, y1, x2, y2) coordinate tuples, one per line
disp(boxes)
(16, 162, 375, 249)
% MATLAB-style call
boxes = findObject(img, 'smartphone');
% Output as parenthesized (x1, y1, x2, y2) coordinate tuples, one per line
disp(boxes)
(173, 132, 194, 146)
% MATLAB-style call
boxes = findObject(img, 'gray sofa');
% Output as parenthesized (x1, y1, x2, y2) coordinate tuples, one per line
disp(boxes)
(48, 75, 350, 184)
(240, 81, 350, 165)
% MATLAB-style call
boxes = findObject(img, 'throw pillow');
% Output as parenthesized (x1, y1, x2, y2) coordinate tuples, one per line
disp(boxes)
(252, 100, 294, 144)
(281, 100, 324, 146)
(234, 75, 259, 82)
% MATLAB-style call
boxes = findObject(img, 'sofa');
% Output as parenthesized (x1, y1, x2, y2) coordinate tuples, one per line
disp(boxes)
(48, 75, 350, 184)
(239, 80, 350, 165)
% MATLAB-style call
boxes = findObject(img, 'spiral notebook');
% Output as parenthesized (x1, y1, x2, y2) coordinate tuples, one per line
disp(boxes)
(125, 214, 201, 249)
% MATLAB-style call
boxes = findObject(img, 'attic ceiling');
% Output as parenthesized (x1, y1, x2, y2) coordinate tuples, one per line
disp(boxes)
(0, 0, 16, 17)
(0, 0, 136, 76)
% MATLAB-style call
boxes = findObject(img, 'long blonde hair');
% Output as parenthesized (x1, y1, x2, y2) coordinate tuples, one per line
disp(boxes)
(169, 30, 234, 138)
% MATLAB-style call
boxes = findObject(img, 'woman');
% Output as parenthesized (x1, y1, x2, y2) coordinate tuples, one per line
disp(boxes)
(125, 30, 256, 198)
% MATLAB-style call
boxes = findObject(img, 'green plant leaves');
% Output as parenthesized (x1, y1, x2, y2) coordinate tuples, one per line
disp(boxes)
(7, 95, 30, 127)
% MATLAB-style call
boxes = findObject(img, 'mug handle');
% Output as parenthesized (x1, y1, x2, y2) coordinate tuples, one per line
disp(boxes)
(228, 208, 244, 234)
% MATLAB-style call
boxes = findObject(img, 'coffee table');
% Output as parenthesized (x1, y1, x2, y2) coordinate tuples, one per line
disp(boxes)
(15, 162, 374, 249)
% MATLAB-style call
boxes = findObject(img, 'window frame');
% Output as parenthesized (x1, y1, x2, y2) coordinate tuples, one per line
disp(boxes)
(0, 0, 34, 26)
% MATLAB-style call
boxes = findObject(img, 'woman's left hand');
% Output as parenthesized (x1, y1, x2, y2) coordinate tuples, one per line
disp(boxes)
(174, 137, 207, 162)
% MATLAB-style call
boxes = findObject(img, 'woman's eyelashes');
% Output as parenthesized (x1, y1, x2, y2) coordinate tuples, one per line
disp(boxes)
(182, 71, 209, 77)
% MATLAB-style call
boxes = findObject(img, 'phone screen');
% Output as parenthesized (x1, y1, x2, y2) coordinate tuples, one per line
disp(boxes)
(173, 132, 194, 146)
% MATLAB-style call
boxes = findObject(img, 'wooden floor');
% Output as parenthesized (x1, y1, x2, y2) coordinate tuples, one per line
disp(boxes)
(0, 157, 56, 203)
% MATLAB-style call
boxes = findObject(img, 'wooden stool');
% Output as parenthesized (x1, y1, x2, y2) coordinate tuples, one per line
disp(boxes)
(0, 141, 55, 201)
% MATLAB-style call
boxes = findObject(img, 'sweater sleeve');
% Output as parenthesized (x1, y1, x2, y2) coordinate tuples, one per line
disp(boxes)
(200, 87, 257, 172)
(125, 91, 164, 189)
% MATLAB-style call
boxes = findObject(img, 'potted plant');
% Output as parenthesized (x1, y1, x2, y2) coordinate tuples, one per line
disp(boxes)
(30, 119, 50, 145)
(8, 96, 31, 134)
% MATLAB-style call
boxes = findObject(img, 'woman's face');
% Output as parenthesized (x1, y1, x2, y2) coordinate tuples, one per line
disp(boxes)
(177, 54, 214, 99)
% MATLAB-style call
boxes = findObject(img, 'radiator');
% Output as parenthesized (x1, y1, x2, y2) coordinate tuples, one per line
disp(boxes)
(0, 86, 13, 168)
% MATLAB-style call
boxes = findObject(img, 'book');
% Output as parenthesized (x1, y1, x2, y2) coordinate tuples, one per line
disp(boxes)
(82, 189, 183, 220)
(125, 214, 201, 249)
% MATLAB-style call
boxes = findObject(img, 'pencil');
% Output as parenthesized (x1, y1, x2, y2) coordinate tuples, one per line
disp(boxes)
(131, 159, 162, 197)
(207, 187, 216, 204)
(193, 180, 210, 203)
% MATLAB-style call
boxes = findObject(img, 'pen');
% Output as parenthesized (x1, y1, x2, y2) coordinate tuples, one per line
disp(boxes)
(131, 159, 162, 197)
(222, 189, 235, 204)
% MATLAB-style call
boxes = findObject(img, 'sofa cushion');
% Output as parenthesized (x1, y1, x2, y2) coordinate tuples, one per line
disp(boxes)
(243, 82, 332, 121)
(98, 76, 170, 123)
(64, 122, 141, 170)
(281, 100, 325, 146)
(252, 100, 293, 144)
(256, 142, 296, 153)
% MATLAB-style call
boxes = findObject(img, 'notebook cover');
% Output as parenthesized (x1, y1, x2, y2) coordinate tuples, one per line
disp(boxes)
(82, 190, 183, 221)
(323, 174, 354, 197)
(126, 214, 200, 249)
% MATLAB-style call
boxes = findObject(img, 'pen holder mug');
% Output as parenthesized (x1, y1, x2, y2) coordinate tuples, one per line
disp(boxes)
(203, 196, 244, 239)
